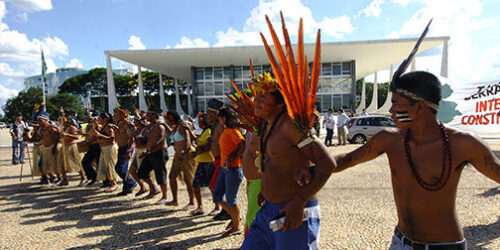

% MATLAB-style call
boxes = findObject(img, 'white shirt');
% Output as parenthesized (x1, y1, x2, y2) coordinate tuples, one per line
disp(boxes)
(336, 113, 350, 128)
(10, 120, 28, 141)
(360, 112, 369, 117)
(323, 114, 336, 129)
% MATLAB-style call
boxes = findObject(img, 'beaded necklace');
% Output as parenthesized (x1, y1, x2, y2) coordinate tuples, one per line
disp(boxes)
(259, 110, 285, 172)
(404, 121, 452, 191)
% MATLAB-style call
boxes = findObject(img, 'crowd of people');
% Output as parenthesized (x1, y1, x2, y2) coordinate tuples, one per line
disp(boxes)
(9, 14, 500, 250)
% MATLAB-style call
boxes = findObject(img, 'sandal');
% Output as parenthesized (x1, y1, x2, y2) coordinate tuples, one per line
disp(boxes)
(222, 228, 242, 237)
(135, 189, 148, 197)
(208, 209, 221, 216)
(190, 208, 204, 216)
(164, 200, 179, 206)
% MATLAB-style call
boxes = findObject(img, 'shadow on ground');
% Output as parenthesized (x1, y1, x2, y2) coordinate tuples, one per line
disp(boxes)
(0, 174, 226, 249)
(464, 217, 500, 249)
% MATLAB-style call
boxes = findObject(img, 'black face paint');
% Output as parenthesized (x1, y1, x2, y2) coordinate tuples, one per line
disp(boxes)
(395, 111, 412, 123)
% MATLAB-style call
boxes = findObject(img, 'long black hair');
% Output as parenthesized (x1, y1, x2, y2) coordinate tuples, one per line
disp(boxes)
(217, 108, 238, 129)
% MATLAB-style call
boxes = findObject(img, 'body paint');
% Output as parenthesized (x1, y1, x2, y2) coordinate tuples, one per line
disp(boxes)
(395, 111, 412, 123)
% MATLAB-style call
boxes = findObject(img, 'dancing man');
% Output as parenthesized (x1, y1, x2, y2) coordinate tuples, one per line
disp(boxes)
(137, 108, 170, 204)
(113, 107, 137, 196)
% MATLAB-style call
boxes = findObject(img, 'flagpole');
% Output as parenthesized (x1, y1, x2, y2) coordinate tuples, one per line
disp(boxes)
(42, 73, 46, 104)
(41, 47, 47, 105)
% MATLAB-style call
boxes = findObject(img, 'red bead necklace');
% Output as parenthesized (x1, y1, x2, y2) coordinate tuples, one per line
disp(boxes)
(404, 121, 452, 191)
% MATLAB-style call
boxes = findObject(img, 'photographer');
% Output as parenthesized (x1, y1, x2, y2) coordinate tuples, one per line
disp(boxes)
(10, 114, 29, 165)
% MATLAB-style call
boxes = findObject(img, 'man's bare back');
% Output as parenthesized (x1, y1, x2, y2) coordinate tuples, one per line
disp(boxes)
(116, 120, 134, 147)
(210, 122, 223, 158)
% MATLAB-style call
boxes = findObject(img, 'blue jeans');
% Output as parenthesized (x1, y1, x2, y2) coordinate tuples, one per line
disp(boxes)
(12, 139, 25, 164)
(241, 199, 321, 250)
(212, 166, 243, 208)
(115, 146, 136, 192)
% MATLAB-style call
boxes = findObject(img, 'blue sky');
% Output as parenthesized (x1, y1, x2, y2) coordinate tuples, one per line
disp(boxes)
(1, 0, 499, 112)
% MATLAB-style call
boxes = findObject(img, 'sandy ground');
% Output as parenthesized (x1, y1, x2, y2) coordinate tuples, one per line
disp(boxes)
(0, 140, 498, 249)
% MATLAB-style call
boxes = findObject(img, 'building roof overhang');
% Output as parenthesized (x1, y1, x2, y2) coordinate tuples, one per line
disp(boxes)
(106, 36, 449, 82)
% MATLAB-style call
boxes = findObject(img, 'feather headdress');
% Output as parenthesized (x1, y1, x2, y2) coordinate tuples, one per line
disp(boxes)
(260, 12, 321, 133)
(226, 59, 263, 135)
(389, 19, 440, 111)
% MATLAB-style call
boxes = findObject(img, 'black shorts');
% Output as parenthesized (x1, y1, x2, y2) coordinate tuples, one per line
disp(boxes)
(138, 148, 168, 185)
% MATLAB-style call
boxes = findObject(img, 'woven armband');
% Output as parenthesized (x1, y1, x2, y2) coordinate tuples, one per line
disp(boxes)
(297, 135, 319, 149)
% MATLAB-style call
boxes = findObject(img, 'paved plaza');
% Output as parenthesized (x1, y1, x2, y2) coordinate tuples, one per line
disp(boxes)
(0, 140, 498, 249)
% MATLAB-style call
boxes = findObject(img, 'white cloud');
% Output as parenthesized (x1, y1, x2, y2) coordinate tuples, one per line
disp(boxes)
(65, 58, 83, 69)
(392, 0, 410, 7)
(385, 0, 497, 83)
(0, 1, 6, 20)
(165, 44, 171, 49)
(357, 0, 385, 18)
(213, 0, 355, 47)
(15, 12, 28, 22)
(128, 35, 146, 50)
(0, 83, 19, 113)
(318, 16, 356, 39)
(174, 36, 210, 49)
(4, 0, 52, 12)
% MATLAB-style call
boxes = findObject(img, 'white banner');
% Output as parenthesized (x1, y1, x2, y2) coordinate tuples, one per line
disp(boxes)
(438, 79, 500, 135)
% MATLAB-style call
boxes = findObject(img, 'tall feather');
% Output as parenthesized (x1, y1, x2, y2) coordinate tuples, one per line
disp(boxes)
(261, 12, 321, 133)
(391, 19, 433, 90)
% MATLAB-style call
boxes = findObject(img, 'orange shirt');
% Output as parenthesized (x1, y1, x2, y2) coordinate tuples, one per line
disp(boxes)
(219, 128, 244, 168)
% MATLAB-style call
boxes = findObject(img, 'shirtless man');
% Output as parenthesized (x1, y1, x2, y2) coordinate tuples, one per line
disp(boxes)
(59, 116, 86, 186)
(113, 108, 137, 196)
(301, 71, 500, 249)
(241, 88, 336, 249)
(81, 112, 99, 186)
(37, 111, 61, 184)
(137, 109, 170, 204)
(128, 114, 149, 196)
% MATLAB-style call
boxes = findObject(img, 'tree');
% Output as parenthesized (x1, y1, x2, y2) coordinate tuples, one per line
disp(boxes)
(2, 88, 43, 123)
(355, 79, 389, 109)
(1, 87, 84, 123)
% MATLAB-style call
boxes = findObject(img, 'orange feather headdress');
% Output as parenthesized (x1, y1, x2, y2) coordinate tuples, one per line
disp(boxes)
(226, 59, 265, 135)
(260, 12, 321, 133)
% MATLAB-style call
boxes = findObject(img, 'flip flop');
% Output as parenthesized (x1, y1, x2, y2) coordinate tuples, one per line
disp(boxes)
(155, 199, 168, 205)
(190, 209, 205, 216)
(164, 200, 178, 206)
(208, 209, 221, 216)
(181, 204, 195, 211)
(135, 189, 148, 197)
(222, 228, 242, 237)
(105, 185, 118, 193)
(143, 190, 161, 199)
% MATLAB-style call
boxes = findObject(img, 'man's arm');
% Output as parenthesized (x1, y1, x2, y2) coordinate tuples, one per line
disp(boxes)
(465, 134, 500, 183)
(334, 130, 387, 172)
(62, 126, 80, 140)
(279, 120, 336, 231)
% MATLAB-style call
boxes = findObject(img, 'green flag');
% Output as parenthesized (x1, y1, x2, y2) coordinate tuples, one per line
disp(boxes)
(41, 49, 47, 82)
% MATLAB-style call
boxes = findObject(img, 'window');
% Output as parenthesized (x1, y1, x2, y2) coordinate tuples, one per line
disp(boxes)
(204, 67, 213, 80)
(342, 62, 351, 75)
(379, 118, 396, 127)
(321, 63, 332, 76)
(196, 83, 204, 95)
(205, 81, 214, 95)
(197, 99, 206, 112)
(332, 64, 341, 75)
(214, 68, 223, 79)
(356, 118, 368, 126)
(214, 81, 223, 95)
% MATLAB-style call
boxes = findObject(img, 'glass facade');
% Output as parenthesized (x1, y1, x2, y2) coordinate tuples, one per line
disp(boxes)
(192, 61, 354, 113)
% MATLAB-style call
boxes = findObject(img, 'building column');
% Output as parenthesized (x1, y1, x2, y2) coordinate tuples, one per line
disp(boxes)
(187, 84, 193, 115)
(376, 64, 394, 114)
(366, 72, 378, 113)
(440, 40, 448, 77)
(174, 79, 186, 116)
(411, 59, 416, 72)
(159, 73, 168, 112)
(137, 66, 147, 111)
(105, 52, 118, 114)
(356, 78, 366, 113)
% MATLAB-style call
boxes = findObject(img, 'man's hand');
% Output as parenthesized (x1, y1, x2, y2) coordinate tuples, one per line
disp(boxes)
(294, 166, 312, 187)
(280, 198, 306, 231)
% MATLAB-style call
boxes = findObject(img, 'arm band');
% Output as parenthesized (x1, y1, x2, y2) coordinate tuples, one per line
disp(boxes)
(297, 135, 319, 149)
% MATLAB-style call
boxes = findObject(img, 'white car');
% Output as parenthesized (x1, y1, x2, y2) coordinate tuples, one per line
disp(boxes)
(0, 122, 7, 129)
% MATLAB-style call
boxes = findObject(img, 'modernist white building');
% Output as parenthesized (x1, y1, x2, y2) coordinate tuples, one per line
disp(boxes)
(105, 36, 449, 115)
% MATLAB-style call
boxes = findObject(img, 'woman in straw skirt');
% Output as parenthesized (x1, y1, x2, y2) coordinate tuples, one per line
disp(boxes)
(94, 112, 119, 192)
(59, 116, 86, 186)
